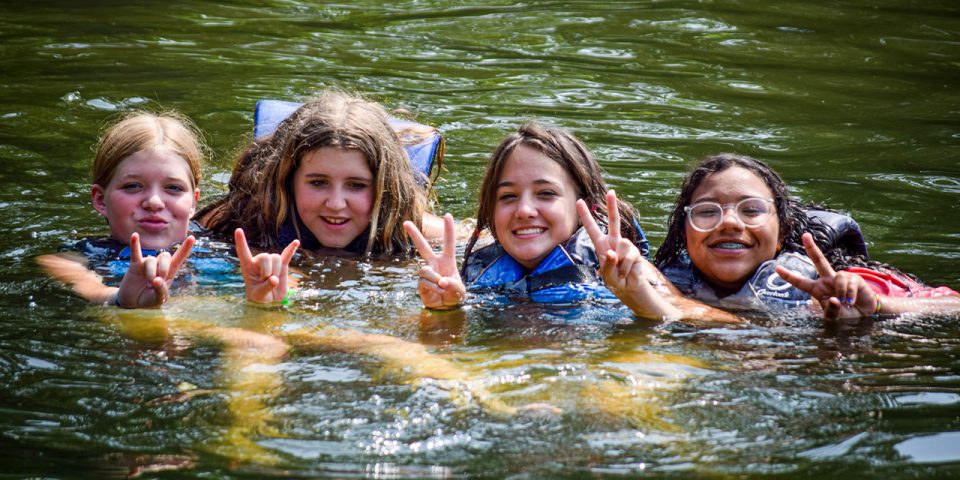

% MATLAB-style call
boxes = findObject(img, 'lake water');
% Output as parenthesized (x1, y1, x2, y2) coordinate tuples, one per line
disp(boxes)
(1, 1, 959, 477)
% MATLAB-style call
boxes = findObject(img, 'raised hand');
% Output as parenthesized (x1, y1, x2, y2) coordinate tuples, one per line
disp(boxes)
(235, 228, 300, 304)
(576, 191, 680, 321)
(403, 214, 465, 310)
(774, 232, 877, 319)
(116, 232, 196, 308)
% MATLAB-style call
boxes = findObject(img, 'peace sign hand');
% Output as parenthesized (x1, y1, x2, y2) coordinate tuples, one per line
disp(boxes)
(116, 232, 196, 308)
(235, 228, 300, 304)
(576, 190, 680, 321)
(774, 232, 877, 320)
(404, 214, 466, 310)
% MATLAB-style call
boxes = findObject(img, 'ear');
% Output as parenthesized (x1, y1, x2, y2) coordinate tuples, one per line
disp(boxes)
(91, 184, 108, 218)
(191, 188, 200, 215)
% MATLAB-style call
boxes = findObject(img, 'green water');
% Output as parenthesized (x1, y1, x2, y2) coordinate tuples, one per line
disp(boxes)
(2, 1, 959, 478)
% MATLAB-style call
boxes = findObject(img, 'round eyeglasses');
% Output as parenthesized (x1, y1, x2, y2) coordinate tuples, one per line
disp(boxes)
(684, 197, 775, 232)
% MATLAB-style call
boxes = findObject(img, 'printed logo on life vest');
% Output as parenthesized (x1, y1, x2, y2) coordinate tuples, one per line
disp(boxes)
(756, 270, 793, 298)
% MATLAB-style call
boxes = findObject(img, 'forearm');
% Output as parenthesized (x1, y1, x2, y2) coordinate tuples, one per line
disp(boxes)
(878, 294, 960, 316)
(37, 253, 117, 305)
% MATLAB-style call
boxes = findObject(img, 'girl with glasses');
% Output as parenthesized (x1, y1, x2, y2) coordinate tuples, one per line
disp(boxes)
(652, 153, 959, 319)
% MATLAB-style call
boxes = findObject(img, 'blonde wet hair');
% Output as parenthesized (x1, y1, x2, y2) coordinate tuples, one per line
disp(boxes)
(92, 112, 204, 189)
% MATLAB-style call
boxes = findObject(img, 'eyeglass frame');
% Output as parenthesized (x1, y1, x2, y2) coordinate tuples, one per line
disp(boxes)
(683, 197, 776, 232)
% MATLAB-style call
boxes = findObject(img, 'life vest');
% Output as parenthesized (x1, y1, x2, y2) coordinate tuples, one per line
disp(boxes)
(461, 228, 621, 304)
(807, 209, 869, 258)
(660, 251, 817, 310)
(253, 99, 443, 183)
(71, 223, 238, 286)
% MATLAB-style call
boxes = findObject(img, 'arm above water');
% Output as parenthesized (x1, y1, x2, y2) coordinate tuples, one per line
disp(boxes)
(576, 191, 742, 324)
(37, 232, 195, 308)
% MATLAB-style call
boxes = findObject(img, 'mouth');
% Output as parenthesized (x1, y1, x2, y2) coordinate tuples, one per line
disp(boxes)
(709, 240, 751, 250)
(322, 216, 349, 226)
(138, 217, 169, 231)
(514, 226, 546, 237)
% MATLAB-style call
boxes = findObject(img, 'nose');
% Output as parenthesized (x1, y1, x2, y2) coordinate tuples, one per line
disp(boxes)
(141, 190, 164, 211)
(324, 186, 347, 210)
(515, 194, 537, 219)
(716, 205, 744, 230)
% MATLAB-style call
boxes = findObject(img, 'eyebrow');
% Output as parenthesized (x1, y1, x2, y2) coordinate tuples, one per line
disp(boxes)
(302, 173, 372, 182)
(496, 179, 561, 189)
(691, 194, 765, 203)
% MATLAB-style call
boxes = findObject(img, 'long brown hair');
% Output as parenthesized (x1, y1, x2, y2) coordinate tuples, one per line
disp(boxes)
(462, 122, 645, 269)
(196, 91, 431, 255)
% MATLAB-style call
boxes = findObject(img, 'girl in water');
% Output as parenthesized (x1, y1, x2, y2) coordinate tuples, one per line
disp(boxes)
(645, 153, 958, 319)
(37, 112, 201, 308)
(195, 90, 443, 302)
(404, 122, 737, 322)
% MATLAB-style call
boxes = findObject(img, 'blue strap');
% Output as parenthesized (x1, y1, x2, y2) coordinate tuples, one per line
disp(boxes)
(253, 99, 442, 180)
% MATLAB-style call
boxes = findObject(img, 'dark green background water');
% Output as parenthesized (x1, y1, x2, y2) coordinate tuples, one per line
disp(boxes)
(2, 1, 959, 478)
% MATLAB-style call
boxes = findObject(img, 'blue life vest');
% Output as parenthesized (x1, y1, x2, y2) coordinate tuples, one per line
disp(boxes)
(660, 251, 816, 310)
(462, 228, 630, 304)
(71, 224, 239, 287)
(253, 99, 443, 183)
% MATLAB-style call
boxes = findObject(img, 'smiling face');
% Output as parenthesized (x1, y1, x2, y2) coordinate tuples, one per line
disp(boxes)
(292, 147, 374, 249)
(684, 166, 781, 292)
(493, 144, 580, 270)
(91, 147, 199, 250)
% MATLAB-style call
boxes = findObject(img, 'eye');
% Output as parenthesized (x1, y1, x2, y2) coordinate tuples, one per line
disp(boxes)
(121, 182, 143, 192)
(347, 181, 370, 191)
(497, 192, 517, 202)
(309, 179, 328, 188)
(165, 184, 187, 193)
(537, 190, 558, 199)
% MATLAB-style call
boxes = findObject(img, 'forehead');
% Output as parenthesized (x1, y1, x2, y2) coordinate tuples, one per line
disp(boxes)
(498, 144, 574, 187)
(691, 166, 773, 202)
(113, 147, 193, 178)
(299, 147, 371, 176)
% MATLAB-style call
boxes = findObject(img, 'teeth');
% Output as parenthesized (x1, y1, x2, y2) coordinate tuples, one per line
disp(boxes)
(715, 242, 746, 249)
(323, 217, 348, 225)
(516, 227, 545, 235)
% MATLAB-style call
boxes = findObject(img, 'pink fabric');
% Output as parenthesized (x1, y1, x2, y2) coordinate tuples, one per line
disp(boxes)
(847, 267, 959, 298)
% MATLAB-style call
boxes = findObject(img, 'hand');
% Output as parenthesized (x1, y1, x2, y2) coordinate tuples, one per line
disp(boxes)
(775, 232, 878, 320)
(576, 191, 680, 321)
(404, 214, 466, 310)
(235, 228, 299, 304)
(116, 232, 195, 308)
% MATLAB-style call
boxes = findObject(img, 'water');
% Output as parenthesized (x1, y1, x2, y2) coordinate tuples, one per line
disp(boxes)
(2, 1, 959, 477)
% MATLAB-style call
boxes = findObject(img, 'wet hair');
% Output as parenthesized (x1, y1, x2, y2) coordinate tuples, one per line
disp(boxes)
(654, 153, 810, 269)
(93, 112, 204, 189)
(462, 121, 645, 271)
(653, 153, 902, 280)
(195, 91, 430, 255)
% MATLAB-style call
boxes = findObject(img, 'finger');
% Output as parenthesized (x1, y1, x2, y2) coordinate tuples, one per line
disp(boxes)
(774, 265, 818, 293)
(823, 297, 843, 320)
(576, 199, 606, 249)
(155, 252, 172, 281)
(151, 277, 168, 306)
(270, 253, 282, 279)
(257, 254, 273, 279)
(614, 239, 637, 280)
(802, 232, 836, 279)
(834, 273, 852, 305)
(168, 235, 195, 277)
(419, 265, 443, 284)
(280, 239, 300, 268)
(442, 214, 457, 259)
(606, 190, 621, 243)
(130, 232, 143, 265)
(142, 256, 158, 281)
(403, 221, 437, 262)
(234, 228, 254, 266)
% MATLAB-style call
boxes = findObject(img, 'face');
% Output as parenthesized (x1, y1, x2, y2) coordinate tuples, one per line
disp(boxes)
(293, 147, 374, 249)
(91, 147, 199, 250)
(684, 166, 780, 291)
(493, 144, 580, 270)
